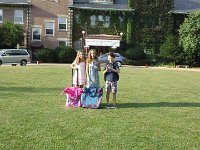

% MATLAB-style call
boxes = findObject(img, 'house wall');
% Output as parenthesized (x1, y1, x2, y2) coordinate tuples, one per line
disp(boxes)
(31, 0, 72, 49)
(0, 6, 29, 47)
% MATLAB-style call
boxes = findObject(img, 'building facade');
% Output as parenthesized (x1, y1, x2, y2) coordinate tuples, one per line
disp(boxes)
(30, 0, 73, 50)
(69, 0, 133, 54)
(0, 0, 31, 49)
(0, 0, 200, 57)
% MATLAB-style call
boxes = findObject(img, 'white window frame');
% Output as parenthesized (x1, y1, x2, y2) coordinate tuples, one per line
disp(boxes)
(14, 10, 23, 24)
(45, 20, 55, 36)
(0, 9, 3, 23)
(32, 26, 42, 41)
(58, 16, 67, 31)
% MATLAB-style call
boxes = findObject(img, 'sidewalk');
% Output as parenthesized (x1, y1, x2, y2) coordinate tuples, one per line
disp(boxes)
(124, 65, 200, 72)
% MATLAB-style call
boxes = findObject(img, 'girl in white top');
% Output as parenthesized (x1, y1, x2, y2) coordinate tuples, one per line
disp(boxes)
(71, 50, 86, 88)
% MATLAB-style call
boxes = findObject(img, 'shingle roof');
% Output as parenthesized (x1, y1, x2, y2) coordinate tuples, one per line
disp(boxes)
(0, 0, 31, 5)
(174, 0, 200, 14)
(69, 3, 133, 11)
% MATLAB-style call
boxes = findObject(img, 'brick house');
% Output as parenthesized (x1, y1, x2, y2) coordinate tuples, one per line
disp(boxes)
(30, 0, 73, 50)
(0, 0, 31, 49)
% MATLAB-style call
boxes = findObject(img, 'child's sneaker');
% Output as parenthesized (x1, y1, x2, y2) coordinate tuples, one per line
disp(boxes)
(111, 105, 117, 109)
(106, 105, 111, 109)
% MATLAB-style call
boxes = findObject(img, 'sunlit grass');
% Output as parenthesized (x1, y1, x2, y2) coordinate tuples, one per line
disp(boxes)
(0, 64, 200, 150)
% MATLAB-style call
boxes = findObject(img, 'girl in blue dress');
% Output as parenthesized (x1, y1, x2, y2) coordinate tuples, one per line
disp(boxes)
(86, 49, 101, 88)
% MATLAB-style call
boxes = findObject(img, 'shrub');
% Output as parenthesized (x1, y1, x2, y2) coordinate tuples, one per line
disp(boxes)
(35, 48, 51, 63)
(125, 47, 146, 60)
(56, 46, 76, 63)
(158, 34, 185, 65)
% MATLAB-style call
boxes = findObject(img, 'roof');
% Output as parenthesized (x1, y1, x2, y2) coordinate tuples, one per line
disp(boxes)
(69, 3, 133, 11)
(86, 34, 121, 40)
(0, 0, 31, 5)
(173, 0, 200, 14)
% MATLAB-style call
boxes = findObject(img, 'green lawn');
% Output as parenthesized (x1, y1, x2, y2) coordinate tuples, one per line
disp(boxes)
(0, 64, 200, 150)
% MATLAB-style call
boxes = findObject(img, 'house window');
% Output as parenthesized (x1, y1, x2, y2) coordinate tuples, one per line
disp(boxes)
(32, 27, 41, 40)
(58, 17, 67, 30)
(59, 41, 66, 46)
(0, 9, 3, 23)
(57, 38, 68, 46)
(104, 16, 110, 28)
(45, 22, 54, 35)
(90, 15, 96, 27)
(75, 14, 80, 23)
(14, 10, 23, 24)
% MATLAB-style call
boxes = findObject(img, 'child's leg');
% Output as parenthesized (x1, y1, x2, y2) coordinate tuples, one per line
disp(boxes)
(106, 92, 110, 105)
(106, 81, 111, 106)
(113, 93, 116, 105)
(111, 81, 117, 106)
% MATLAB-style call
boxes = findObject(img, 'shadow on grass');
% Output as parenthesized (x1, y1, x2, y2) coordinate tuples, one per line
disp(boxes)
(0, 86, 62, 93)
(118, 102, 200, 108)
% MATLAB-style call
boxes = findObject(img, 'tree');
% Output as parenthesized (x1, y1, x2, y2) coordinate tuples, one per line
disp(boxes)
(159, 34, 184, 64)
(179, 11, 200, 66)
(0, 21, 24, 49)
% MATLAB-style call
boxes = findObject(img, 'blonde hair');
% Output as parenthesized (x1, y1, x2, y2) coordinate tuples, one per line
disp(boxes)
(75, 50, 86, 64)
(87, 49, 98, 64)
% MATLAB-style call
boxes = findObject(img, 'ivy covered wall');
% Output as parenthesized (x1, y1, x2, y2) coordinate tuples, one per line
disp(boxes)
(128, 0, 174, 54)
(72, 10, 128, 41)
(72, 0, 174, 54)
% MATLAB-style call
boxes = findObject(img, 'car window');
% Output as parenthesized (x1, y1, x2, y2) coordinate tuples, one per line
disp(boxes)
(101, 54, 107, 57)
(5, 51, 12, 56)
(12, 50, 28, 56)
(115, 53, 120, 57)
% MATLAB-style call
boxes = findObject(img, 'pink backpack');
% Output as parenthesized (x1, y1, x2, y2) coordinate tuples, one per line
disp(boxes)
(64, 86, 83, 108)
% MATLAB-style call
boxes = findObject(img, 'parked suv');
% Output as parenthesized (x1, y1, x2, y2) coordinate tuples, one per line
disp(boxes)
(0, 49, 31, 66)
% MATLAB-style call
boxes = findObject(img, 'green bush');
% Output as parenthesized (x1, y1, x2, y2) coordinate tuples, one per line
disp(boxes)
(125, 47, 146, 60)
(34, 46, 76, 63)
(158, 34, 186, 65)
(56, 46, 76, 63)
(35, 48, 51, 63)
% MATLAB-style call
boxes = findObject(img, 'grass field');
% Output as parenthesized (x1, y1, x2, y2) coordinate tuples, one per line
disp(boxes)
(0, 64, 200, 150)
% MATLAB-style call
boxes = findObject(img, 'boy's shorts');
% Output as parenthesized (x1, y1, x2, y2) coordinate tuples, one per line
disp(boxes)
(106, 81, 117, 93)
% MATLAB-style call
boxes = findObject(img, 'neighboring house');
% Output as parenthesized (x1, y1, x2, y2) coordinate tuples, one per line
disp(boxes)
(69, 0, 134, 54)
(172, 0, 200, 34)
(0, 0, 31, 48)
(30, 0, 73, 50)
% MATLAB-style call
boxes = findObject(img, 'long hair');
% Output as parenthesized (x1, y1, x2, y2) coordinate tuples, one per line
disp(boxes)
(75, 50, 86, 64)
(87, 49, 98, 64)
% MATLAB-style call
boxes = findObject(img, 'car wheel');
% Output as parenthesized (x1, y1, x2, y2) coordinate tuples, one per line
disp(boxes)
(116, 61, 122, 67)
(12, 64, 17, 66)
(20, 60, 27, 66)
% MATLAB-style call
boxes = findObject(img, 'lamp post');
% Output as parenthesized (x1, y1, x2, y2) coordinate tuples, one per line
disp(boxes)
(111, 46, 117, 52)
(120, 32, 123, 41)
(84, 45, 89, 55)
(82, 30, 85, 51)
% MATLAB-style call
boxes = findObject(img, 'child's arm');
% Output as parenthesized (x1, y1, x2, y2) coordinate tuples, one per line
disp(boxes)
(86, 61, 89, 78)
(108, 67, 120, 73)
(107, 63, 120, 73)
(71, 61, 77, 69)
(97, 61, 101, 71)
